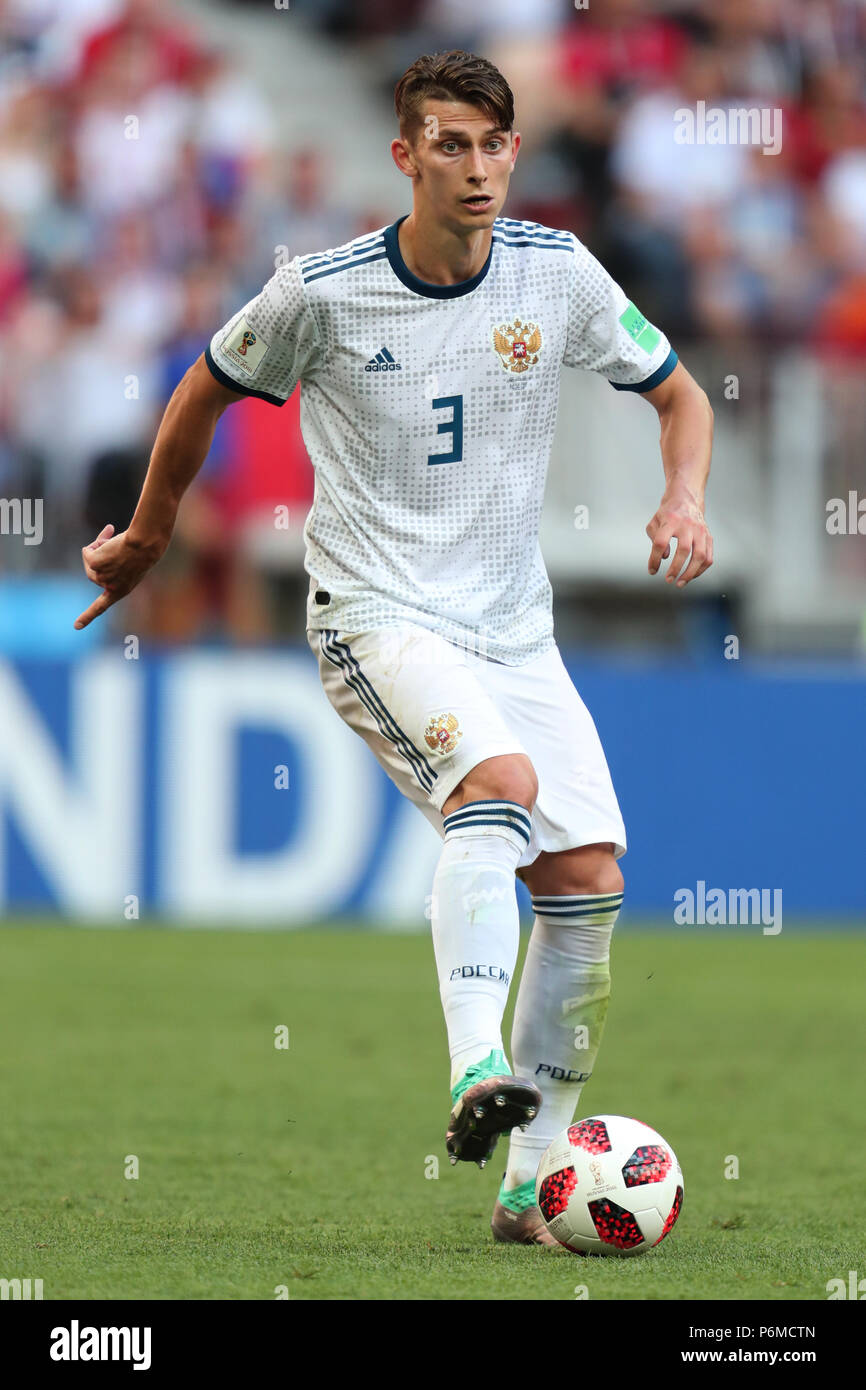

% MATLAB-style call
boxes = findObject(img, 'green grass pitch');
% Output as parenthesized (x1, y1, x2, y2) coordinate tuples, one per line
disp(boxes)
(0, 922, 863, 1301)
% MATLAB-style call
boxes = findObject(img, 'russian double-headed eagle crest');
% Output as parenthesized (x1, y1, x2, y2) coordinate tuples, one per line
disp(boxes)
(424, 713, 463, 756)
(492, 318, 542, 373)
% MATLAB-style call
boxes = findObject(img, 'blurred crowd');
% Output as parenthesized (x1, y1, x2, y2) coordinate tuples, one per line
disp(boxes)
(0, 0, 363, 637)
(322, 0, 866, 348)
(1, 0, 865, 639)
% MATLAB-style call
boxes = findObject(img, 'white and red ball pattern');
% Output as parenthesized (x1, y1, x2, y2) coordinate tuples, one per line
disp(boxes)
(535, 1114, 684, 1257)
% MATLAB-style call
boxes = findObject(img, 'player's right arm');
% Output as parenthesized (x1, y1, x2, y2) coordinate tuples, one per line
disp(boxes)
(74, 354, 243, 630)
(76, 255, 322, 631)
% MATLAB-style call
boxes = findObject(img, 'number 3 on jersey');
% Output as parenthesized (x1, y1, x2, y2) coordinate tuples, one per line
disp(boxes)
(427, 394, 463, 465)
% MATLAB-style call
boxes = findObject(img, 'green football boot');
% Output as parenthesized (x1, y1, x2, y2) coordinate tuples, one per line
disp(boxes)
(445, 1050, 542, 1168)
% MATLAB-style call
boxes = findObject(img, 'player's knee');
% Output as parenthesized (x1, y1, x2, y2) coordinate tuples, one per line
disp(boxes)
(592, 853, 624, 898)
(573, 844, 624, 897)
(525, 843, 624, 898)
(442, 753, 538, 816)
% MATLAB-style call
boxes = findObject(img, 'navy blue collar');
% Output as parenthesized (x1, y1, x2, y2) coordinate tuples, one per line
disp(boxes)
(384, 215, 494, 299)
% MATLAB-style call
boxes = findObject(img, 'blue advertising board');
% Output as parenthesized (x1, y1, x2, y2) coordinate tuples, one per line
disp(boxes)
(1, 650, 864, 924)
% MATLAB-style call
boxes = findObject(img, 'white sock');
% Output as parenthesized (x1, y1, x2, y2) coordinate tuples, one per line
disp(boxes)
(503, 891, 622, 1193)
(431, 800, 531, 1090)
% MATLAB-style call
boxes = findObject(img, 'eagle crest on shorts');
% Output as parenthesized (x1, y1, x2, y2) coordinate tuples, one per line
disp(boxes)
(424, 712, 463, 756)
(492, 319, 542, 373)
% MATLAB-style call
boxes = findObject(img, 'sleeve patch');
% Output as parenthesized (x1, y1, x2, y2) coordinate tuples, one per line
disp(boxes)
(218, 316, 270, 376)
(618, 302, 660, 355)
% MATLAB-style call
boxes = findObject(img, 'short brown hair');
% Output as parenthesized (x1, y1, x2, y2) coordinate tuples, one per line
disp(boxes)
(394, 50, 514, 143)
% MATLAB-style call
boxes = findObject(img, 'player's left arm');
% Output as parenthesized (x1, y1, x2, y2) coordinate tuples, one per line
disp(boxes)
(641, 360, 714, 588)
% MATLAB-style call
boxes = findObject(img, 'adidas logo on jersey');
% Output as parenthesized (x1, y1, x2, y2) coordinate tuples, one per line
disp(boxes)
(365, 346, 402, 372)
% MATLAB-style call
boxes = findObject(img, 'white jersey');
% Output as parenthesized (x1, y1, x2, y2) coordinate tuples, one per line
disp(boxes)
(207, 216, 676, 664)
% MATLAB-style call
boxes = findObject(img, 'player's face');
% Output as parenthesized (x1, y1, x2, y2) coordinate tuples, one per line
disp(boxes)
(402, 100, 519, 232)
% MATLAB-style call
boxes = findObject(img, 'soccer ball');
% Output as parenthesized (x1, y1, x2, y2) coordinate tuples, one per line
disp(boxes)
(535, 1114, 684, 1256)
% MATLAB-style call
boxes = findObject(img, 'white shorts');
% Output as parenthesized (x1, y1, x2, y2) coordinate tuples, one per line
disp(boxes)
(308, 624, 626, 870)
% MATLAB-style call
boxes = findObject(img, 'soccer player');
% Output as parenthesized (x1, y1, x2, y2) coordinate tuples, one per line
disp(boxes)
(76, 51, 713, 1245)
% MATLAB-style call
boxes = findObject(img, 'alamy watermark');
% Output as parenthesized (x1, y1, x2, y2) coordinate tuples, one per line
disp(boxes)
(826, 492, 866, 535)
(376, 625, 490, 668)
(827, 1270, 866, 1299)
(674, 101, 782, 157)
(1, 1277, 43, 1299)
(0, 498, 43, 545)
(50, 1322, 151, 1370)
(674, 881, 782, 934)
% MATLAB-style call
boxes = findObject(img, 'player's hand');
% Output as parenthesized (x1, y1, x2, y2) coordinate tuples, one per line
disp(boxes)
(74, 524, 166, 629)
(646, 492, 713, 588)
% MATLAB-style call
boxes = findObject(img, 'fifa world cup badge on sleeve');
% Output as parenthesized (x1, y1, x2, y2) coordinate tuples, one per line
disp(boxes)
(219, 316, 270, 375)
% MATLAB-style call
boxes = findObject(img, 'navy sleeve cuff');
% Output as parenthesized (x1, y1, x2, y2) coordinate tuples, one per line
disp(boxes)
(610, 347, 678, 394)
(204, 342, 287, 407)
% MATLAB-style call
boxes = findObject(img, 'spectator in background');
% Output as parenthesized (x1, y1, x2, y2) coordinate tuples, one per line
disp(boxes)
(701, 0, 797, 102)
(603, 39, 744, 334)
(720, 143, 823, 341)
(0, 210, 29, 322)
(99, 213, 183, 354)
(76, 0, 199, 89)
(7, 266, 157, 563)
(610, 42, 749, 235)
(22, 139, 93, 272)
(0, 83, 55, 225)
(811, 61, 866, 362)
(247, 147, 357, 270)
(554, 0, 688, 215)
(72, 28, 197, 219)
(191, 46, 275, 186)
(788, 60, 866, 186)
